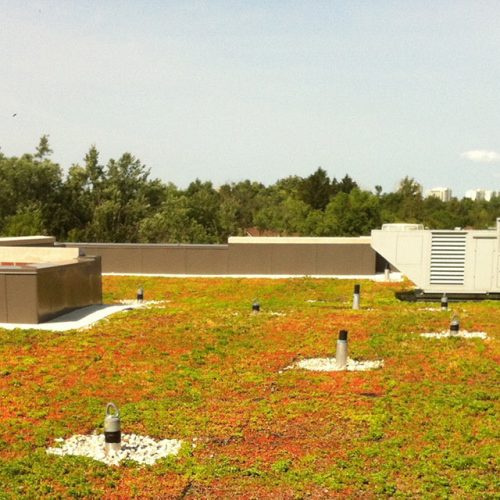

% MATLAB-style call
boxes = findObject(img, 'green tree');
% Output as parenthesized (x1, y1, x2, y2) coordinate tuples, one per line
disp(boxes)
(298, 167, 332, 210)
(83, 153, 164, 242)
(319, 189, 381, 236)
(138, 184, 209, 243)
(337, 174, 358, 194)
(183, 180, 223, 242)
(381, 177, 423, 223)
(0, 136, 63, 236)
(35, 134, 53, 160)
(218, 180, 266, 231)
(255, 198, 313, 235)
(2, 202, 45, 236)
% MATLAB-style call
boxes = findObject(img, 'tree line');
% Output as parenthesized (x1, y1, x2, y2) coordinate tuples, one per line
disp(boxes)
(1, 136, 498, 243)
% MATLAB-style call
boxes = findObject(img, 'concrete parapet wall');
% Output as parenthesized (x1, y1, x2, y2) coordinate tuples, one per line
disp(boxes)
(0, 246, 80, 264)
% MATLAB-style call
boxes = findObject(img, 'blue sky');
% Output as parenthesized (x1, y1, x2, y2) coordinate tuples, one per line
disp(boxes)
(1, 1, 500, 196)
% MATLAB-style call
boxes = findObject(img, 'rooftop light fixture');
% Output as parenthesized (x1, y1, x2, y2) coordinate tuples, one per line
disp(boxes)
(335, 330, 348, 370)
(441, 293, 448, 311)
(104, 402, 121, 453)
(450, 316, 460, 336)
(353, 284, 360, 310)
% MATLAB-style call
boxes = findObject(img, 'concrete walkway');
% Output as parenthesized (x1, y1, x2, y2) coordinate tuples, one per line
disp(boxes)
(0, 304, 141, 332)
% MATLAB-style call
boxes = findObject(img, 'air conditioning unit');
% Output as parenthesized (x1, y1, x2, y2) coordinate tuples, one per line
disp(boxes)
(371, 218, 500, 296)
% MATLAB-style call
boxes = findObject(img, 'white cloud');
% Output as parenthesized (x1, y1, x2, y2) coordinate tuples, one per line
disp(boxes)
(461, 150, 500, 163)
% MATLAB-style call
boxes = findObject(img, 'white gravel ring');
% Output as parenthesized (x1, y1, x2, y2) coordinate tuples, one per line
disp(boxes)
(47, 433, 183, 466)
(285, 357, 384, 372)
(420, 331, 487, 339)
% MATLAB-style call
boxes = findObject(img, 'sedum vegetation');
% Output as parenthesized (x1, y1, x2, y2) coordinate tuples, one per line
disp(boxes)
(0, 277, 498, 497)
(0, 136, 499, 243)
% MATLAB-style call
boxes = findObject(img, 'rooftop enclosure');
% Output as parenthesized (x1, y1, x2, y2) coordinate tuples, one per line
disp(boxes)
(0, 241, 102, 324)
(64, 236, 381, 276)
(371, 218, 500, 294)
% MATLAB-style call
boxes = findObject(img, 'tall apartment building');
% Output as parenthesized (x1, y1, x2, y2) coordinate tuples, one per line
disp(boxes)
(465, 189, 499, 201)
(426, 187, 452, 202)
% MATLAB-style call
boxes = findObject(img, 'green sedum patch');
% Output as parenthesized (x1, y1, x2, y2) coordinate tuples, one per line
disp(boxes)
(0, 277, 497, 498)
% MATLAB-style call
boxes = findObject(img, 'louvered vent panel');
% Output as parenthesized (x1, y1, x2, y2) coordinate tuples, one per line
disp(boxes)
(430, 232, 466, 285)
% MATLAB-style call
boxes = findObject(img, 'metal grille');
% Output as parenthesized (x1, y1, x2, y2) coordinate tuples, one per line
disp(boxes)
(430, 232, 466, 285)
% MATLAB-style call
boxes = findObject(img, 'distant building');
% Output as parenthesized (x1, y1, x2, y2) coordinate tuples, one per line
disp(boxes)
(426, 187, 452, 202)
(465, 189, 499, 201)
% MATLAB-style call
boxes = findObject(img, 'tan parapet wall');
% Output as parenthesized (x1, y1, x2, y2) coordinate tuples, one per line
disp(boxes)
(0, 236, 56, 246)
(0, 246, 80, 264)
(64, 238, 379, 276)
(228, 236, 372, 245)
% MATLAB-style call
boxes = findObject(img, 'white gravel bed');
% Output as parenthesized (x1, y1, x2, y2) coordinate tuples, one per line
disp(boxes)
(305, 299, 374, 311)
(420, 331, 488, 339)
(46, 433, 183, 466)
(118, 299, 169, 308)
(419, 307, 453, 312)
(284, 357, 384, 372)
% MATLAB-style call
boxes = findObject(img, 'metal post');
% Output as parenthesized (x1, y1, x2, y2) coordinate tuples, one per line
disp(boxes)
(335, 330, 348, 369)
(104, 402, 121, 452)
(384, 263, 390, 282)
(136, 287, 144, 302)
(352, 284, 360, 310)
(450, 316, 460, 336)
(441, 293, 448, 311)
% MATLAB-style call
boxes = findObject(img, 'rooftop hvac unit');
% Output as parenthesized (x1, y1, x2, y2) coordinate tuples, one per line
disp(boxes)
(371, 218, 500, 296)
